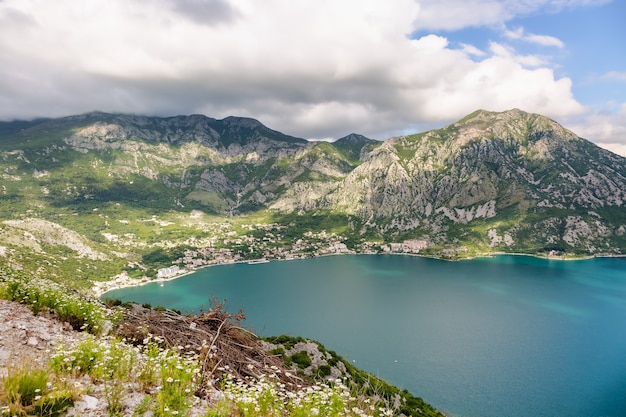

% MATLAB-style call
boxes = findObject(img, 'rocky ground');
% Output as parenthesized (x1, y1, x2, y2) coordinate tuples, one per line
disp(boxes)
(0, 299, 212, 416)
(0, 299, 84, 374)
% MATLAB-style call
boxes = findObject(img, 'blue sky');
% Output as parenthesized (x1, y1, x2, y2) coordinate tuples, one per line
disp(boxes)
(428, 1, 625, 107)
(0, 0, 624, 154)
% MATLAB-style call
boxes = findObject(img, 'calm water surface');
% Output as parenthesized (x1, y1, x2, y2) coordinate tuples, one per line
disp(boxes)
(105, 255, 626, 417)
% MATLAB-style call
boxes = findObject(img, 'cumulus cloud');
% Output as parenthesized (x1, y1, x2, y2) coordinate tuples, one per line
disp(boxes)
(0, 0, 590, 140)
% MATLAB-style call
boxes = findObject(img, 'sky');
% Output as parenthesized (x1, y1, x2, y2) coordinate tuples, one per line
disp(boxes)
(0, 0, 625, 155)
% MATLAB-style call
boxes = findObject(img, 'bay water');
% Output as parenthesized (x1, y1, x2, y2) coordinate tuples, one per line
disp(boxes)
(104, 255, 626, 417)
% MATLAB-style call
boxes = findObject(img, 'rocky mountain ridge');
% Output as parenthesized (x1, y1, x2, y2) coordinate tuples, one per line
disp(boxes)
(316, 110, 626, 245)
(1, 108, 626, 277)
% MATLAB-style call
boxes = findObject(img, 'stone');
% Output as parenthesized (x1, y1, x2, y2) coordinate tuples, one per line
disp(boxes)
(76, 394, 99, 410)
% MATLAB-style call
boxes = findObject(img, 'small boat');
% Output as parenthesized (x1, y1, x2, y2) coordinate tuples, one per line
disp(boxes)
(247, 258, 269, 264)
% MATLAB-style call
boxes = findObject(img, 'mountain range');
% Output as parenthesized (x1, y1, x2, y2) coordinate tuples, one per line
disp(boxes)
(1, 108, 626, 282)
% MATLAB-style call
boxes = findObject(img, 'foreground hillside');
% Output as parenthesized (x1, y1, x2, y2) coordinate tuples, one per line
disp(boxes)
(0, 271, 443, 417)
(1, 108, 626, 287)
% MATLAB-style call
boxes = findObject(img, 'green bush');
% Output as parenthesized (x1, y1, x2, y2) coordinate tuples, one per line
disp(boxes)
(289, 351, 312, 369)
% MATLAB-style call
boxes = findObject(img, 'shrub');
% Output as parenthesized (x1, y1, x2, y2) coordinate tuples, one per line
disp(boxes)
(289, 351, 312, 369)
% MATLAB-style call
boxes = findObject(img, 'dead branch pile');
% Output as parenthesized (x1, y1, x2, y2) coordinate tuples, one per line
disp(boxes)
(114, 300, 304, 393)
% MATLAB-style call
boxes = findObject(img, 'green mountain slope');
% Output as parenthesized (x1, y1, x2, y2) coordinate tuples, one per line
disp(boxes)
(1, 109, 626, 285)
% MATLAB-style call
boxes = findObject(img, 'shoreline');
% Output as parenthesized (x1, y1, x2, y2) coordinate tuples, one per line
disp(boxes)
(93, 265, 209, 298)
(94, 255, 323, 298)
(92, 250, 622, 299)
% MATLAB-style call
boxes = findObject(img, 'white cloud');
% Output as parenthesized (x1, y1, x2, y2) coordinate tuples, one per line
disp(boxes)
(564, 103, 626, 157)
(504, 26, 564, 48)
(525, 33, 565, 48)
(503, 26, 525, 39)
(415, 0, 611, 31)
(603, 71, 626, 81)
(488, 41, 548, 67)
(0, 0, 586, 140)
(460, 43, 486, 57)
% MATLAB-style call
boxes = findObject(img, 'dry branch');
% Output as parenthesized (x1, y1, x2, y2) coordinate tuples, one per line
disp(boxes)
(114, 300, 303, 390)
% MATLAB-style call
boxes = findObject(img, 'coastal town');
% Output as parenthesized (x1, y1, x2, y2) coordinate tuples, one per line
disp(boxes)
(93, 222, 430, 296)
(173, 224, 429, 276)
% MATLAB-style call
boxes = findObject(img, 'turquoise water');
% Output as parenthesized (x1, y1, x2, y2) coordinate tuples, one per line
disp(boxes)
(105, 255, 626, 417)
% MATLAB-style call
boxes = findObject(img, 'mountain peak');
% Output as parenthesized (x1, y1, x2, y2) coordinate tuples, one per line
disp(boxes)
(335, 133, 374, 144)
(458, 108, 542, 124)
(212, 116, 307, 145)
(447, 108, 578, 145)
(462, 108, 567, 129)
(220, 115, 264, 129)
